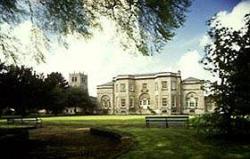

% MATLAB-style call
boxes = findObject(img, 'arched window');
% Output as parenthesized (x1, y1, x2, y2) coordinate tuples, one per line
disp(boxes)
(185, 92, 198, 109)
(101, 95, 111, 109)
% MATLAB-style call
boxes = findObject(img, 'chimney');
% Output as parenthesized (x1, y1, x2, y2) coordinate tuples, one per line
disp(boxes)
(177, 70, 181, 76)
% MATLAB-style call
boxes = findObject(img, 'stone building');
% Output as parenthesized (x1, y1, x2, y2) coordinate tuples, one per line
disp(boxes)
(97, 71, 208, 115)
(69, 72, 88, 93)
(64, 72, 88, 114)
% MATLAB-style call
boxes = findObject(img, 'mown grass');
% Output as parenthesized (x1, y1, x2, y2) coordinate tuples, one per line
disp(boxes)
(40, 115, 250, 159)
(42, 115, 145, 126)
(1, 115, 250, 159)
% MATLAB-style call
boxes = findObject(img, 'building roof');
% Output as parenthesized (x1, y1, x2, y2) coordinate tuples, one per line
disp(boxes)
(113, 71, 181, 80)
(183, 77, 201, 81)
(98, 81, 114, 86)
(118, 71, 180, 77)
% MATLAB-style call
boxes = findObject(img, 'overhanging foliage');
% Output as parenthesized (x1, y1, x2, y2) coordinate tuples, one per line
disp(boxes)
(0, 0, 192, 63)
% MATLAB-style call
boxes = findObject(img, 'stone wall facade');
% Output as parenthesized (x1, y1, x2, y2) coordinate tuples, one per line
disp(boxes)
(97, 71, 208, 115)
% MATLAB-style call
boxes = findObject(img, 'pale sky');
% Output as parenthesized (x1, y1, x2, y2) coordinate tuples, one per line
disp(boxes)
(1, 0, 250, 96)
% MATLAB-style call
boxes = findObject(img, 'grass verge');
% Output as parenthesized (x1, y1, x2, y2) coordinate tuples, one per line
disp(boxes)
(1, 115, 250, 159)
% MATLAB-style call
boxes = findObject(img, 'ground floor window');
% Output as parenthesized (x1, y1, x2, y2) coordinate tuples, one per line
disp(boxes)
(101, 95, 111, 109)
(188, 98, 198, 109)
(171, 95, 176, 107)
(185, 92, 198, 109)
(121, 111, 126, 114)
(129, 98, 134, 107)
(121, 98, 126, 107)
(139, 93, 150, 109)
(162, 98, 168, 106)
(140, 98, 150, 106)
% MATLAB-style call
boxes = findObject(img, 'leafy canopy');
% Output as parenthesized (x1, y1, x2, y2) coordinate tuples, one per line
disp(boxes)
(201, 13, 250, 135)
(0, 0, 192, 63)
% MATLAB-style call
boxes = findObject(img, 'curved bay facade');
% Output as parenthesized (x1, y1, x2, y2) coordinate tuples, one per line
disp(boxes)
(97, 71, 207, 115)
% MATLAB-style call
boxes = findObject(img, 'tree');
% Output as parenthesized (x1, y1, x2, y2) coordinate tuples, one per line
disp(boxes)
(0, 0, 192, 63)
(0, 64, 45, 115)
(67, 87, 93, 114)
(46, 86, 68, 115)
(44, 72, 68, 115)
(0, 64, 93, 115)
(201, 14, 250, 135)
(45, 72, 68, 89)
(0, 61, 8, 114)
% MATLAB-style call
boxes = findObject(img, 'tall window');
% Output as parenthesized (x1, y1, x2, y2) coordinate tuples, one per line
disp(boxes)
(171, 81, 176, 90)
(186, 93, 198, 109)
(162, 98, 168, 106)
(116, 97, 119, 108)
(72, 77, 77, 82)
(116, 84, 118, 92)
(142, 83, 147, 89)
(186, 101, 189, 109)
(129, 98, 134, 107)
(161, 81, 167, 89)
(189, 98, 198, 108)
(155, 82, 158, 91)
(155, 95, 158, 107)
(120, 83, 126, 92)
(129, 84, 134, 92)
(121, 99, 126, 107)
(81, 77, 85, 83)
(190, 101, 195, 108)
(171, 95, 176, 107)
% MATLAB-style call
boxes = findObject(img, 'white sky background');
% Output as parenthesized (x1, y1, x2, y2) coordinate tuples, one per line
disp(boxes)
(2, 0, 250, 96)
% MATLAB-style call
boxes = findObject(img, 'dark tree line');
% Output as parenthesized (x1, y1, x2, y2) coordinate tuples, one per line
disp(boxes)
(198, 13, 250, 136)
(0, 62, 94, 116)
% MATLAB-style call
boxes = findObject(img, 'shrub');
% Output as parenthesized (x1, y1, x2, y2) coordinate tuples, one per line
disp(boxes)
(190, 113, 250, 137)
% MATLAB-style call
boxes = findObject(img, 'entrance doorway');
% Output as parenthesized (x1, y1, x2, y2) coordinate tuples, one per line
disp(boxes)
(139, 93, 150, 109)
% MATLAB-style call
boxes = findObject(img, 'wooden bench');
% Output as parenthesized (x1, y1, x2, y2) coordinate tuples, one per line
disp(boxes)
(2, 115, 42, 127)
(145, 115, 189, 128)
(1, 115, 22, 124)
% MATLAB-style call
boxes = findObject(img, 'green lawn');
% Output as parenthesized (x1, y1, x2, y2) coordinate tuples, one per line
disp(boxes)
(1, 115, 250, 159)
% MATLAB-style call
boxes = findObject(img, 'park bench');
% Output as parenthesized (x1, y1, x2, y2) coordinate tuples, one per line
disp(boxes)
(145, 115, 189, 128)
(2, 115, 42, 127)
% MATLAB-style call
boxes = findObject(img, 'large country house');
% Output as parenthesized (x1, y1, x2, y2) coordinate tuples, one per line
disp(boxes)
(97, 71, 212, 115)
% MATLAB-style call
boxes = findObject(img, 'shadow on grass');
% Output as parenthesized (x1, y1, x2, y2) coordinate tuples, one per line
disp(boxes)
(0, 126, 132, 159)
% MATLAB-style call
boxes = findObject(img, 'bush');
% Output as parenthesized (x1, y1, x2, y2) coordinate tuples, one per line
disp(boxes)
(190, 113, 250, 137)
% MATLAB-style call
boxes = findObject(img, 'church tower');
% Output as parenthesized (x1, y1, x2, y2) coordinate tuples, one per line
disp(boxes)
(69, 72, 88, 94)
